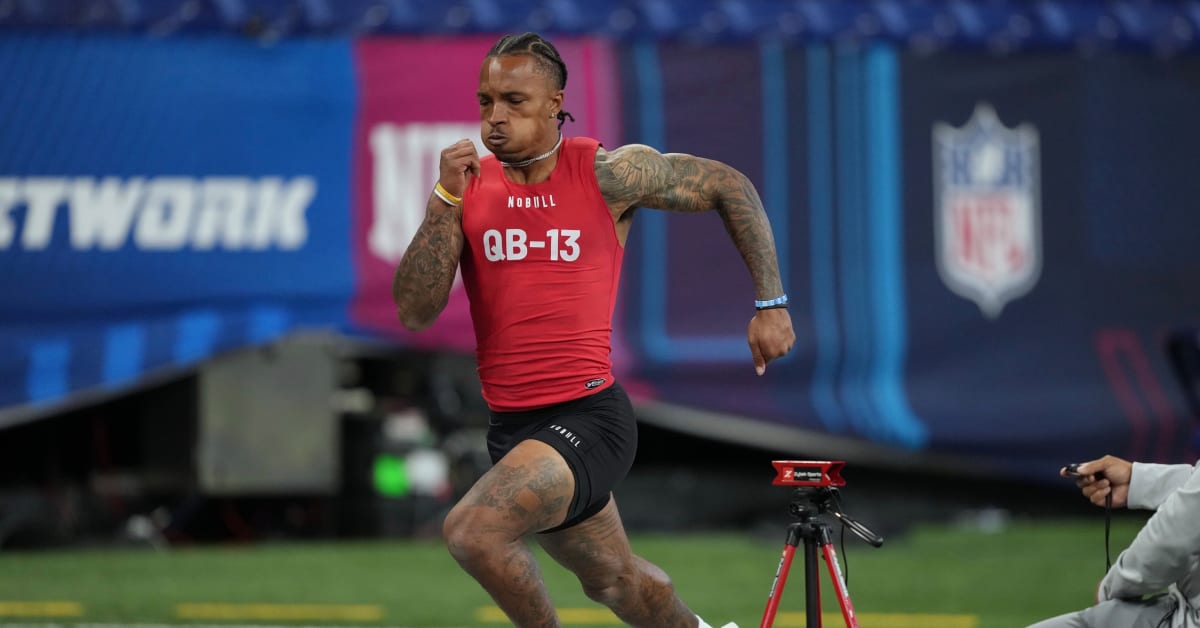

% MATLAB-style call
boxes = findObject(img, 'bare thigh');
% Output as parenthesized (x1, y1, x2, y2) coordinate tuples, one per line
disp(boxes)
(453, 439, 576, 536)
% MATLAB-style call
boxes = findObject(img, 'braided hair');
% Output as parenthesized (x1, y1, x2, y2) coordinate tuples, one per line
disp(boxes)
(487, 33, 575, 129)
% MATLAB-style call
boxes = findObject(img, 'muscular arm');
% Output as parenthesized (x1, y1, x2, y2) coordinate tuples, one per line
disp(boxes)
(392, 194, 464, 332)
(594, 144, 784, 299)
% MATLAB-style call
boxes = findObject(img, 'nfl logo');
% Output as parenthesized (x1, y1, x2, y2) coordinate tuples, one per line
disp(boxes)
(933, 103, 1041, 318)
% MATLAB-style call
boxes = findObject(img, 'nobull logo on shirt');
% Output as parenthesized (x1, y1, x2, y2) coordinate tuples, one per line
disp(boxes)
(933, 103, 1042, 318)
(0, 176, 316, 251)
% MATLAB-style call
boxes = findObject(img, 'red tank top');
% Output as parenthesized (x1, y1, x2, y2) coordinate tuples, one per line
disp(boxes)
(460, 137, 623, 411)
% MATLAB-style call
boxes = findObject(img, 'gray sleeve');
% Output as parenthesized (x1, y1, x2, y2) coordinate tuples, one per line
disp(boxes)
(1128, 462, 1197, 510)
(1100, 462, 1200, 600)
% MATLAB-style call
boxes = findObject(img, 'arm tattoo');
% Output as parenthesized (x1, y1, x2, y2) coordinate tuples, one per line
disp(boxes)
(392, 194, 464, 331)
(595, 145, 785, 299)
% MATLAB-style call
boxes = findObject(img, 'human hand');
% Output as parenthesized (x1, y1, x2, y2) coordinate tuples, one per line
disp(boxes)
(1062, 455, 1132, 508)
(748, 307, 795, 375)
(438, 140, 482, 199)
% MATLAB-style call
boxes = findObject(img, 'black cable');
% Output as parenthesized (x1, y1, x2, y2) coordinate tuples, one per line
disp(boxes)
(833, 490, 849, 587)
(1105, 491, 1113, 572)
(1095, 470, 1111, 573)
(1154, 593, 1178, 628)
(840, 521, 849, 587)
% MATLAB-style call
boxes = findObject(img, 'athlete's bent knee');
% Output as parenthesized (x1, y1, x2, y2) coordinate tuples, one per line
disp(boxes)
(581, 574, 632, 608)
(581, 558, 673, 609)
(443, 504, 500, 566)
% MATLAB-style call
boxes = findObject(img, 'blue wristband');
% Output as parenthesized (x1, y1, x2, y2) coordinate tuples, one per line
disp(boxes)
(755, 294, 788, 309)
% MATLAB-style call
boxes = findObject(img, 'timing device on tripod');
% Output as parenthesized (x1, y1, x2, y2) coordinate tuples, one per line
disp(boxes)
(760, 461, 884, 628)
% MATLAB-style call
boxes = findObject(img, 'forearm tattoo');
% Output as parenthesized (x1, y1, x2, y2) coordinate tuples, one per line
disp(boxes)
(392, 195, 464, 329)
(595, 145, 784, 299)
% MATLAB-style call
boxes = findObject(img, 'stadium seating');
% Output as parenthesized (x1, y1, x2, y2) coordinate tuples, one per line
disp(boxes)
(0, 0, 1197, 56)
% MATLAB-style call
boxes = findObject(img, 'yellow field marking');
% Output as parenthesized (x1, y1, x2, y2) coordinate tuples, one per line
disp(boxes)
(176, 602, 384, 621)
(776, 612, 979, 627)
(0, 601, 83, 617)
(476, 606, 622, 624)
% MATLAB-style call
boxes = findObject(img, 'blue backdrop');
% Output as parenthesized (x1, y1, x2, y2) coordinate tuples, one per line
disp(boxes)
(0, 35, 355, 409)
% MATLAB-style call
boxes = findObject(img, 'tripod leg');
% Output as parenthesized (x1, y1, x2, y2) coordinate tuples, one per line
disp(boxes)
(819, 537, 859, 628)
(760, 524, 802, 628)
(805, 533, 821, 628)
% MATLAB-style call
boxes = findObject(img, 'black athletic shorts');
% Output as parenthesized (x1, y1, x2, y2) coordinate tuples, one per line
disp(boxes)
(486, 381, 637, 533)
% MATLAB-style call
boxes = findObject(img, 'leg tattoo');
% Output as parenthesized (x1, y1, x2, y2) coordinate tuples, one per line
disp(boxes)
(443, 441, 575, 628)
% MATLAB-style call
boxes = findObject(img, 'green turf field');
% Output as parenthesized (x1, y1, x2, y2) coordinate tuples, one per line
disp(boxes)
(0, 516, 1144, 628)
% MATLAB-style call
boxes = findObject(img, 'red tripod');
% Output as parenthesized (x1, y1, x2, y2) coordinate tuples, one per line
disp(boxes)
(759, 478, 883, 628)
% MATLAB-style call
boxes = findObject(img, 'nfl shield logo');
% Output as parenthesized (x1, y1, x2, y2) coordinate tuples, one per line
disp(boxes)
(933, 103, 1041, 318)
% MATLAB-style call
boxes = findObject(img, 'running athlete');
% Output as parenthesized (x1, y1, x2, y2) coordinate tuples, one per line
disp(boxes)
(393, 32, 795, 628)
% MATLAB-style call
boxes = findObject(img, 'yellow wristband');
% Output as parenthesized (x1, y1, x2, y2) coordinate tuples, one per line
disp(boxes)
(434, 182, 462, 206)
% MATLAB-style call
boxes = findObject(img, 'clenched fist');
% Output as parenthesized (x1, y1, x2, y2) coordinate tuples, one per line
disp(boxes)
(439, 139, 482, 200)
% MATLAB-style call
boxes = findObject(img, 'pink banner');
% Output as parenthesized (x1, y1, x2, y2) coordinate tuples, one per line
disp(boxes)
(350, 36, 621, 351)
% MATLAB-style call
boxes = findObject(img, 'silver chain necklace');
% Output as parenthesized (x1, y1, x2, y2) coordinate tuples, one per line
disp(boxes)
(501, 134, 563, 168)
